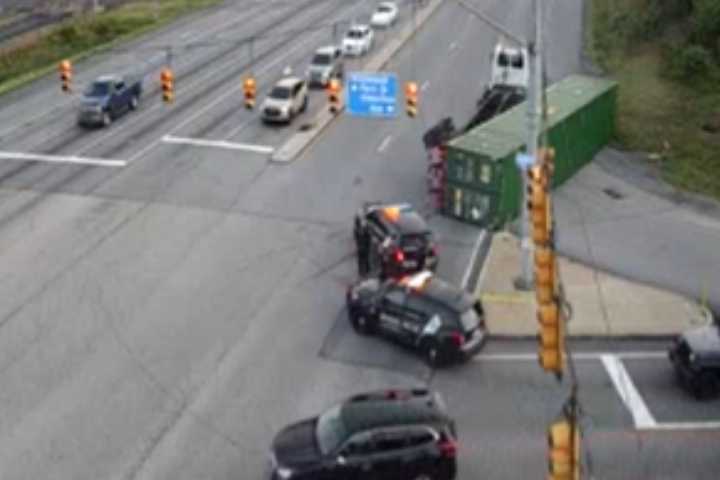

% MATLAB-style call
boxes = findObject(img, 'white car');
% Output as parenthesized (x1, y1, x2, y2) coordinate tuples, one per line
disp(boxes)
(260, 76, 308, 123)
(342, 24, 374, 56)
(489, 43, 529, 93)
(370, 2, 398, 28)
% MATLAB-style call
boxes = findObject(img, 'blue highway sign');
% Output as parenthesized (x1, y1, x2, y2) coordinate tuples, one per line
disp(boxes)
(346, 72, 398, 118)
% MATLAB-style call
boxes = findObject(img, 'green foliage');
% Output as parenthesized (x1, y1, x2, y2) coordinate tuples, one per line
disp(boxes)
(667, 43, 714, 79)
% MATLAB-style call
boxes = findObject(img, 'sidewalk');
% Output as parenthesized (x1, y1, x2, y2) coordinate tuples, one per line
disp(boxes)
(476, 232, 713, 337)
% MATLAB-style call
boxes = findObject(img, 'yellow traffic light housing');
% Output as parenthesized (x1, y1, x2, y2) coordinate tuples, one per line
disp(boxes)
(243, 76, 256, 110)
(405, 81, 418, 118)
(327, 78, 342, 114)
(160, 68, 174, 103)
(527, 165, 549, 245)
(59, 59, 72, 93)
(548, 418, 580, 480)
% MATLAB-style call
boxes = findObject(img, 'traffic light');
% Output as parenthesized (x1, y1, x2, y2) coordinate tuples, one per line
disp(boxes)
(548, 417, 580, 480)
(59, 60, 72, 93)
(243, 76, 256, 110)
(405, 81, 418, 117)
(160, 68, 174, 103)
(527, 164, 549, 245)
(327, 78, 342, 114)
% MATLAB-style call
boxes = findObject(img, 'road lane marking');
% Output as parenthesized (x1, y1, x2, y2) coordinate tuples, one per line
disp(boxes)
(421, 80, 430, 91)
(461, 229, 486, 290)
(0, 150, 126, 167)
(602, 354, 657, 429)
(649, 422, 720, 431)
(473, 351, 667, 361)
(162, 135, 274, 154)
(376, 135, 393, 153)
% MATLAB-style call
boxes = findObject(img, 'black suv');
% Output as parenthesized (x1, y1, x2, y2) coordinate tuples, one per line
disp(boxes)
(668, 324, 720, 399)
(269, 388, 458, 480)
(354, 202, 438, 278)
(346, 271, 487, 366)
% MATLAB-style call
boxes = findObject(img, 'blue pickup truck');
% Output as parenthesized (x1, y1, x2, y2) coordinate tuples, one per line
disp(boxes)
(77, 75, 143, 128)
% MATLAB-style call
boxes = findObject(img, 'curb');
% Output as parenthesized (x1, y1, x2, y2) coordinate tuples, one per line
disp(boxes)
(270, 0, 444, 163)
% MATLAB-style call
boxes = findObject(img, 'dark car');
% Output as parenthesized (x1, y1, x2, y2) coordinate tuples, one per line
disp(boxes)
(77, 75, 142, 127)
(346, 271, 487, 366)
(668, 324, 720, 399)
(269, 388, 458, 480)
(354, 202, 438, 279)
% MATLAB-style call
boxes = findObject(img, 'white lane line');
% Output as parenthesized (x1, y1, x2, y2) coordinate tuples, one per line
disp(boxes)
(602, 354, 657, 429)
(650, 422, 720, 431)
(461, 229, 486, 290)
(376, 135, 393, 153)
(162, 135, 274, 154)
(421, 80, 430, 91)
(0, 150, 126, 167)
(473, 351, 667, 362)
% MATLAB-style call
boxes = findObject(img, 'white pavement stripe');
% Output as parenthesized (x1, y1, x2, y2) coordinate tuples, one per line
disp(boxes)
(421, 80, 430, 91)
(649, 421, 720, 431)
(0, 151, 127, 168)
(376, 135, 393, 153)
(472, 351, 666, 362)
(602, 354, 657, 429)
(162, 135, 274, 154)
(461, 230, 486, 290)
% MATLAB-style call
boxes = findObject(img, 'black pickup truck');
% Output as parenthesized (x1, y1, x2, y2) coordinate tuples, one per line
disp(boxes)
(77, 74, 142, 127)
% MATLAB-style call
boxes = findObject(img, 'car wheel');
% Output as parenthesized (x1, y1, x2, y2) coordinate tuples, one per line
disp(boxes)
(422, 340, 443, 367)
(129, 95, 139, 110)
(691, 371, 720, 400)
(350, 309, 374, 335)
(102, 112, 112, 127)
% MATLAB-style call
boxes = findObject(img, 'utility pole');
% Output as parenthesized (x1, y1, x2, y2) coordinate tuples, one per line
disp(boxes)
(516, 0, 543, 290)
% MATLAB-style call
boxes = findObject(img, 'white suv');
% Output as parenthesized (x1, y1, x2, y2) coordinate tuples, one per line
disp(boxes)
(261, 77, 308, 123)
(343, 24, 374, 56)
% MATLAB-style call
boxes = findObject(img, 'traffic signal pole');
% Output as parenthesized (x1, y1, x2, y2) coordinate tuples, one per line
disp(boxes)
(517, 0, 543, 290)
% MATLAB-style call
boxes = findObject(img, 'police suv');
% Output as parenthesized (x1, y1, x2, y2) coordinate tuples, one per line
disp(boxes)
(346, 271, 487, 366)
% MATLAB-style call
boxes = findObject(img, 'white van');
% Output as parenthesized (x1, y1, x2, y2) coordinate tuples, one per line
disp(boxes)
(489, 43, 529, 93)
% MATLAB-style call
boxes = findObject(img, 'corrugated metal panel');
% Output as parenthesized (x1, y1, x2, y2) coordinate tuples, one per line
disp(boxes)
(443, 183, 497, 227)
(443, 74, 617, 229)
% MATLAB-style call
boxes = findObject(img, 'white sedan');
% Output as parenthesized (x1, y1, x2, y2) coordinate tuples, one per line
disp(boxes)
(342, 24, 374, 56)
(370, 2, 399, 28)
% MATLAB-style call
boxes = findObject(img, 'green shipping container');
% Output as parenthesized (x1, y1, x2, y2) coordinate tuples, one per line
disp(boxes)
(443, 75, 617, 228)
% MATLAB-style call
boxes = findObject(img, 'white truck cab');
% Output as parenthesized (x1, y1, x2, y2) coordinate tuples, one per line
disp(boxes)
(489, 43, 529, 93)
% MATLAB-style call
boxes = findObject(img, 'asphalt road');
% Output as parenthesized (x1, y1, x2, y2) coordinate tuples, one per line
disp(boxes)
(0, 0, 716, 479)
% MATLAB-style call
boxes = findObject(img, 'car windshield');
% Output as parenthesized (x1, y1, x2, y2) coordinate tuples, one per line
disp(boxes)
(269, 86, 291, 99)
(316, 405, 348, 455)
(378, 5, 392, 13)
(85, 81, 110, 97)
(347, 30, 363, 39)
(312, 53, 332, 65)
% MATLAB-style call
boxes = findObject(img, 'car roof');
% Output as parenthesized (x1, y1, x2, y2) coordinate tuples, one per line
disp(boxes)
(396, 273, 470, 313)
(315, 46, 337, 55)
(340, 401, 444, 435)
(349, 24, 370, 32)
(95, 75, 122, 83)
(378, 2, 396, 8)
(274, 77, 303, 88)
(368, 204, 429, 235)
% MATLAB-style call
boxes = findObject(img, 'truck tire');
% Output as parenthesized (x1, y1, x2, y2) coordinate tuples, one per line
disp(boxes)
(129, 95, 139, 110)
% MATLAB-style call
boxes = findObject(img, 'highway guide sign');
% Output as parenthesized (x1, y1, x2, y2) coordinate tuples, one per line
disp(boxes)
(346, 72, 398, 118)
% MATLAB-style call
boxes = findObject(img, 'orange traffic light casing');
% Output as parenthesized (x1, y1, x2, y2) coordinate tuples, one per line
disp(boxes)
(160, 68, 174, 103)
(243, 76, 256, 109)
(535, 246, 562, 374)
(548, 418, 580, 480)
(327, 78, 342, 114)
(59, 59, 72, 93)
(404, 81, 418, 118)
(527, 165, 549, 245)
